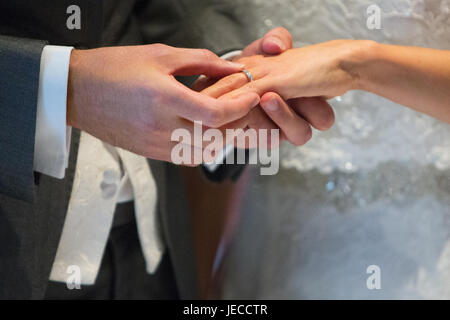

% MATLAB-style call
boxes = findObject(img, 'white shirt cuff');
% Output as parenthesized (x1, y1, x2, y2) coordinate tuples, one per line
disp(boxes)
(33, 45, 73, 179)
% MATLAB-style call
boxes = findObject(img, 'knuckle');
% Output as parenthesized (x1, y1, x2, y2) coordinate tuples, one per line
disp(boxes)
(198, 49, 215, 61)
(150, 43, 169, 52)
(147, 43, 173, 63)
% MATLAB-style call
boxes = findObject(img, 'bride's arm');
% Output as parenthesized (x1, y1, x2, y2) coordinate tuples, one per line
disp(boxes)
(204, 40, 450, 123)
(353, 43, 450, 123)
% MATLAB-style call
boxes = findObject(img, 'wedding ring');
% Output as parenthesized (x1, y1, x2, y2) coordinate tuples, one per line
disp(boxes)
(241, 70, 253, 82)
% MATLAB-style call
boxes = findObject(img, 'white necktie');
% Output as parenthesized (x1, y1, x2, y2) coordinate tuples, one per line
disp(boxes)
(49, 131, 164, 285)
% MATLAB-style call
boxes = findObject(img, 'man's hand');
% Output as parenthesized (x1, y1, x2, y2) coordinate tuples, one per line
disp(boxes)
(197, 27, 335, 148)
(67, 44, 260, 163)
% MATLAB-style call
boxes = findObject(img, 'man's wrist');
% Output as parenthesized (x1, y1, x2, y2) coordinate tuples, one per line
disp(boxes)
(67, 49, 82, 128)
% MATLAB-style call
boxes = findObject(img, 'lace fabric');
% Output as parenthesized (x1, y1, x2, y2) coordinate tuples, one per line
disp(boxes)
(282, 92, 450, 173)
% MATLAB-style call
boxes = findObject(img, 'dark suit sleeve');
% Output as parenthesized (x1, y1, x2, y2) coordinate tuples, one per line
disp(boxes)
(0, 35, 47, 201)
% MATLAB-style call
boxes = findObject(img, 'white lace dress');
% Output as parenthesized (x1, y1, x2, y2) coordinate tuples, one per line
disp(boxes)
(222, 0, 450, 299)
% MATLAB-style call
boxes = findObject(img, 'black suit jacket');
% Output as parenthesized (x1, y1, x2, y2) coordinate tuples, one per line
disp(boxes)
(0, 0, 248, 299)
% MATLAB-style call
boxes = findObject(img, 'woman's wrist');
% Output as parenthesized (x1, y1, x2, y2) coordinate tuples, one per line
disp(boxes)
(338, 40, 381, 91)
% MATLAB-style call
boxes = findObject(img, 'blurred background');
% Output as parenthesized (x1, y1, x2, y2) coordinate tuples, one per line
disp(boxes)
(207, 0, 450, 299)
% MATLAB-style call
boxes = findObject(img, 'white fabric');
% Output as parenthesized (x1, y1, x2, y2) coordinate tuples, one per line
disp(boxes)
(49, 132, 127, 284)
(34, 45, 73, 178)
(219, 50, 243, 61)
(49, 132, 162, 284)
(117, 148, 164, 273)
(116, 176, 135, 203)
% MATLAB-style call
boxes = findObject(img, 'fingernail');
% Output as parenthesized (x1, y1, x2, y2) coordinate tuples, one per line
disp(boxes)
(227, 61, 245, 69)
(269, 37, 286, 51)
(264, 99, 278, 111)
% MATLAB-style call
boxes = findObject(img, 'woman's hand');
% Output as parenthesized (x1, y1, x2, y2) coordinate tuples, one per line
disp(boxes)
(202, 40, 373, 101)
(193, 28, 336, 148)
(204, 39, 450, 123)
